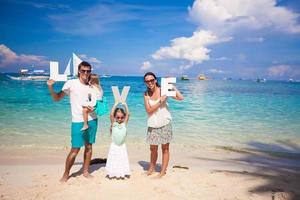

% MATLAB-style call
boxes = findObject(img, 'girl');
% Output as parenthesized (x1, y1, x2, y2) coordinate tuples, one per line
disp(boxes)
(143, 72, 183, 178)
(81, 74, 103, 131)
(105, 102, 130, 179)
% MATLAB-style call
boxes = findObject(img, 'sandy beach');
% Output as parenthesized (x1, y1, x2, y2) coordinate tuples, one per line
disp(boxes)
(1, 144, 299, 200)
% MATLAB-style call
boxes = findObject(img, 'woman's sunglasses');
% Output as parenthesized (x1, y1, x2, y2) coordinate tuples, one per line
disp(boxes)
(145, 79, 155, 84)
(116, 116, 125, 120)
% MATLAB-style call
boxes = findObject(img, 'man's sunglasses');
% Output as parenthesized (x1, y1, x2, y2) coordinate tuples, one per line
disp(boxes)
(145, 79, 155, 84)
(79, 69, 91, 74)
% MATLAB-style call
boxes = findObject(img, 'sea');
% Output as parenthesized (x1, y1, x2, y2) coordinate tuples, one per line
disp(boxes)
(0, 73, 300, 153)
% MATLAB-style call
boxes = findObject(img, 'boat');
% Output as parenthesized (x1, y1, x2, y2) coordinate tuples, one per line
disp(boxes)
(181, 75, 189, 80)
(256, 78, 266, 83)
(7, 75, 49, 81)
(7, 67, 49, 81)
(223, 77, 232, 81)
(198, 74, 207, 80)
(64, 53, 83, 78)
(100, 74, 111, 78)
(288, 79, 295, 82)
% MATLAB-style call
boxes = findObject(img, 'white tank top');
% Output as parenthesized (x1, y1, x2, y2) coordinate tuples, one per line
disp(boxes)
(147, 96, 172, 128)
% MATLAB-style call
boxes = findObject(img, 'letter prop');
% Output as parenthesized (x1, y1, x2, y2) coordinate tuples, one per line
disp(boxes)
(112, 86, 130, 104)
(49, 61, 67, 82)
(161, 77, 176, 97)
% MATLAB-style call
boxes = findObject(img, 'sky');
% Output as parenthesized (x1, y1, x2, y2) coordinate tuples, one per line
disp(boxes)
(1, 0, 300, 80)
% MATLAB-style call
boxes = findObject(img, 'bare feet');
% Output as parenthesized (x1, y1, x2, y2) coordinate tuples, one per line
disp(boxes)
(156, 172, 166, 178)
(60, 174, 69, 182)
(81, 125, 89, 131)
(146, 168, 154, 176)
(83, 172, 93, 179)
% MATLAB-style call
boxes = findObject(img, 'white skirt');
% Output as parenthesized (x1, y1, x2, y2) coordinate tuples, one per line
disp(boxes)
(105, 143, 130, 178)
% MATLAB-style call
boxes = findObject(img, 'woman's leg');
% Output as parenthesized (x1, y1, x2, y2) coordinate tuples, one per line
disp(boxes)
(158, 143, 170, 177)
(147, 145, 158, 175)
(81, 107, 89, 131)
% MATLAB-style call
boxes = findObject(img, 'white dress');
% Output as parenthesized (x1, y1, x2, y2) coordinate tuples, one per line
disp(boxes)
(105, 122, 130, 178)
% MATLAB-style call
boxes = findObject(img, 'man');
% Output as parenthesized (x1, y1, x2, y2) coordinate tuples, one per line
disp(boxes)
(47, 61, 98, 182)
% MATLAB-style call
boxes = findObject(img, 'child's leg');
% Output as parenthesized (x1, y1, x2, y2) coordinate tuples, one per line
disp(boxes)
(81, 107, 89, 131)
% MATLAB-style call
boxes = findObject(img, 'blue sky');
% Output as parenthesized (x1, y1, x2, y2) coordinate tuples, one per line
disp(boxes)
(1, 0, 300, 80)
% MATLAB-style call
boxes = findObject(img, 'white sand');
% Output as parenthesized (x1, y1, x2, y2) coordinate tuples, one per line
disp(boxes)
(0, 144, 299, 200)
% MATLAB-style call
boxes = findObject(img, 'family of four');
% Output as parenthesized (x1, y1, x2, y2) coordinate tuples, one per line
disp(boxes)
(47, 61, 183, 182)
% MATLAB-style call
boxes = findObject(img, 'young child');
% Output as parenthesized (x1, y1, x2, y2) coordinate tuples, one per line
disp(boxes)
(81, 74, 103, 131)
(105, 102, 130, 179)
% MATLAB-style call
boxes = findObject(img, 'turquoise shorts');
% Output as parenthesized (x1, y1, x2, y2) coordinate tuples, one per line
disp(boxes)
(71, 119, 98, 148)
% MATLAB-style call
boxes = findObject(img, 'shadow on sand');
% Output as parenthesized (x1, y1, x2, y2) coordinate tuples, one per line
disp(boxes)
(196, 140, 300, 200)
(138, 161, 162, 172)
(70, 158, 107, 178)
(195, 141, 300, 200)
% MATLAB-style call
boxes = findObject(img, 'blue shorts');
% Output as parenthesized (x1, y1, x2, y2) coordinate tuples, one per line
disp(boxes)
(71, 119, 98, 148)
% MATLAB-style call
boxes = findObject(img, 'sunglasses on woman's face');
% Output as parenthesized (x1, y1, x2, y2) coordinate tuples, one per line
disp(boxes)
(145, 79, 155, 84)
(116, 116, 125, 120)
(79, 69, 91, 74)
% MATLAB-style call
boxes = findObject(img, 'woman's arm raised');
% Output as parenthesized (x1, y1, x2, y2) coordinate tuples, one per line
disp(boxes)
(144, 94, 167, 115)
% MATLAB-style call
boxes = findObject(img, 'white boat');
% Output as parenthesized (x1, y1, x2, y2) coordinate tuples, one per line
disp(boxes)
(256, 78, 266, 83)
(64, 53, 83, 78)
(100, 74, 111, 78)
(7, 75, 49, 81)
(181, 75, 189, 80)
(8, 68, 49, 81)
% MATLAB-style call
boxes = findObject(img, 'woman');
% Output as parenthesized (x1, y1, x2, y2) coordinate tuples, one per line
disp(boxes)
(143, 72, 183, 178)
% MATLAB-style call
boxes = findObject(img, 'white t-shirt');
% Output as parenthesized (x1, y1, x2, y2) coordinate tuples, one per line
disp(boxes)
(62, 79, 102, 123)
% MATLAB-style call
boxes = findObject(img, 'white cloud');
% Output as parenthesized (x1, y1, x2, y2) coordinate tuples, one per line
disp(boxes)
(214, 56, 231, 61)
(140, 61, 152, 70)
(188, 0, 300, 34)
(148, 0, 300, 74)
(245, 37, 265, 42)
(208, 68, 225, 74)
(78, 54, 101, 65)
(0, 44, 48, 68)
(152, 30, 231, 64)
(268, 65, 291, 77)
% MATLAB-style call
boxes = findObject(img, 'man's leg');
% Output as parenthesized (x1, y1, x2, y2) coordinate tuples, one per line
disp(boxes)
(83, 143, 93, 178)
(60, 148, 80, 182)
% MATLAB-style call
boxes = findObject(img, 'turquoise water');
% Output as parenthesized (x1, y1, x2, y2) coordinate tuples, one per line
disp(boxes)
(0, 74, 300, 152)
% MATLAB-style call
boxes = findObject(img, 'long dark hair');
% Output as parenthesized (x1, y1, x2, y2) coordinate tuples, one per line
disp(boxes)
(144, 71, 160, 85)
(144, 72, 160, 95)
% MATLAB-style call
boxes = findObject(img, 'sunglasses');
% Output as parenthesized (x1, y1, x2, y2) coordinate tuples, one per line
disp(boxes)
(116, 116, 125, 120)
(79, 69, 91, 74)
(145, 79, 155, 84)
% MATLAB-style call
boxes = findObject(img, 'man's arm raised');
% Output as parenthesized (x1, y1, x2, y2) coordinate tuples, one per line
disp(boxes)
(47, 79, 65, 101)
